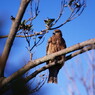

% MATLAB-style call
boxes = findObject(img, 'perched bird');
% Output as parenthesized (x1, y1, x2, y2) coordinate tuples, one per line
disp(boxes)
(44, 18, 55, 28)
(46, 29, 66, 83)
(10, 16, 15, 21)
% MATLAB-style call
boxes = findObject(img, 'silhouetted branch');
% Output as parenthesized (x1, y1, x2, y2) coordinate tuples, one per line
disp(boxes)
(52, 0, 66, 26)
(25, 0, 40, 23)
(0, 0, 86, 38)
(50, 0, 86, 30)
(29, 75, 47, 93)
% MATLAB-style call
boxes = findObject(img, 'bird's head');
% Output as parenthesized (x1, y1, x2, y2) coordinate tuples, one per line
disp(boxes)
(53, 29, 62, 36)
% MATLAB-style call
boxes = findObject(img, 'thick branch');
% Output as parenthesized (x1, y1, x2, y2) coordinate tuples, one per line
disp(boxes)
(0, 38, 95, 88)
(24, 44, 95, 82)
(0, 0, 31, 77)
(0, 45, 95, 94)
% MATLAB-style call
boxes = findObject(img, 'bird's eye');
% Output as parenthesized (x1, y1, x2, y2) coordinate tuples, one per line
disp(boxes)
(56, 31, 60, 33)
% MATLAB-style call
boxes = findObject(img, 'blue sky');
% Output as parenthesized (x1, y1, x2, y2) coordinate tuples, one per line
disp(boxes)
(0, 0, 95, 95)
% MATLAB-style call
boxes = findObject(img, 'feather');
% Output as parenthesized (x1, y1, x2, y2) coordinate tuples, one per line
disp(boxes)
(46, 29, 66, 83)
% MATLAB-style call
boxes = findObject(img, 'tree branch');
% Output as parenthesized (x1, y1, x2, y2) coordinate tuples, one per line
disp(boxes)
(50, 0, 86, 30)
(0, 0, 86, 39)
(24, 44, 95, 82)
(0, 38, 95, 89)
(0, 0, 31, 77)
(0, 29, 48, 38)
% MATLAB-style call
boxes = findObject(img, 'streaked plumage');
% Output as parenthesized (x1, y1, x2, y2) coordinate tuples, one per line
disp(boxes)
(46, 29, 66, 83)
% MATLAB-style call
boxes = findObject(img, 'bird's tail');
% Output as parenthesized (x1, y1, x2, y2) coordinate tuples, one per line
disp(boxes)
(47, 62, 60, 84)
(48, 76, 57, 83)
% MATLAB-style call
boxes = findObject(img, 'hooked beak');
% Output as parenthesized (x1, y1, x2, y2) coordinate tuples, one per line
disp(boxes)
(53, 31, 55, 35)
(53, 33, 55, 35)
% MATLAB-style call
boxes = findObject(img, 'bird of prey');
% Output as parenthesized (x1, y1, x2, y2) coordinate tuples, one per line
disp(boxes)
(46, 29, 66, 83)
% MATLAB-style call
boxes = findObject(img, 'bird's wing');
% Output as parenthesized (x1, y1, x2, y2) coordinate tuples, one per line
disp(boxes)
(62, 38, 67, 49)
(46, 37, 53, 55)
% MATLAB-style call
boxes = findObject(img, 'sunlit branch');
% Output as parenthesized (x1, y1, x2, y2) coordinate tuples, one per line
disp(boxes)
(0, 38, 95, 92)
(24, 44, 95, 82)
(0, 29, 48, 38)
(0, 0, 31, 77)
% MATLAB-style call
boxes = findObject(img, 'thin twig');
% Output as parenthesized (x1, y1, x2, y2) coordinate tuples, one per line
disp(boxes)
(52, 0, 65, 26)
(50, 0, 86, 30)
(0, 29, 48, 38)
(30, 34, 45, 51)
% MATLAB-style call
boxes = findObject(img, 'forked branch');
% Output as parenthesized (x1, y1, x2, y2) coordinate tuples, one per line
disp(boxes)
(0, 38, 95, 89)
(0, 0, 86, 38)
(24, 44, 95, 82)
(50, 0, 86, 30)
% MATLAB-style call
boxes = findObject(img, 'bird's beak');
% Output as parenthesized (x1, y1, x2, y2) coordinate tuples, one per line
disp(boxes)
(53, 31, 55, 35)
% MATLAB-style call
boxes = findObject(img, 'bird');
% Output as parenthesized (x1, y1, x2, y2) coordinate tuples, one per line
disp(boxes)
(46, 29, 66, 83)
(10, 16, 15, 21)
(44, 18, 55, 28)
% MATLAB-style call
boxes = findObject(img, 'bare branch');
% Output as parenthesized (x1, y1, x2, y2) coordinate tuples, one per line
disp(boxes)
(0, 0, 31, 77)
(0, 38, 95, 89)
(66, 45, 95, 60)
(29, 75, 47, 93)
(26, 0, 40, 23)
(52, 0, 66, 26)
(50, 0, 86, 30)
(0, 0, 40, 40)
(24, 44, 95, 82)
(0, 0, 86, 39)
(0, 29, 48, 38)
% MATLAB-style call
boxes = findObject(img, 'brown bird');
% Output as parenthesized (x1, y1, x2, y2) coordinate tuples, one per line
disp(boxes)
(46, 29, 66, 83)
